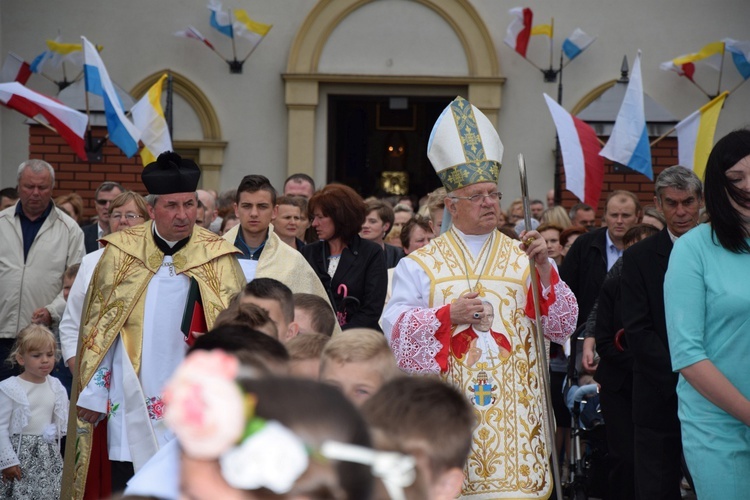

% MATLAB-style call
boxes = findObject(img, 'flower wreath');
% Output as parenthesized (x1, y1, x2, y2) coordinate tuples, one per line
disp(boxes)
(163, 350, 416, 499)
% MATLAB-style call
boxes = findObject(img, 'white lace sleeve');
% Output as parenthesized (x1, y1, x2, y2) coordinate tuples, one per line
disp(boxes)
(388, 308, 443, 374)
(542, 279, 579, 344)
(0, 379, 27, 469)
(49, 376, 69, 437)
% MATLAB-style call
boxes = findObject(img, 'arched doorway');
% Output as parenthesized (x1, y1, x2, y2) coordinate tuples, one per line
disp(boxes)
(284, 0, 505, 198)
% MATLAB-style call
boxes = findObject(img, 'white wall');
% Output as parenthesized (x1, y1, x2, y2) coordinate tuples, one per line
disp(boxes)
(2, 0, 749, 203)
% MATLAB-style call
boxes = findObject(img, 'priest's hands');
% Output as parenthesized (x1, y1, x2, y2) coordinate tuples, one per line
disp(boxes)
(78, 407, 104, 424)
(519, 230, 552, 285)
(450, 292, 484, 325)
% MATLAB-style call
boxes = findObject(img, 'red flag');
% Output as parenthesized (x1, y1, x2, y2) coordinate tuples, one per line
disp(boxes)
(0, 82, 88, 160)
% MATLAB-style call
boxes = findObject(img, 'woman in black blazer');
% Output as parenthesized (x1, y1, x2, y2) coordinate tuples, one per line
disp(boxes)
(301, 184, 387, 331)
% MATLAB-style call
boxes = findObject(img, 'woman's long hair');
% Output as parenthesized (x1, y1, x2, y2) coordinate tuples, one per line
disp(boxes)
(704, 129, 750, 253)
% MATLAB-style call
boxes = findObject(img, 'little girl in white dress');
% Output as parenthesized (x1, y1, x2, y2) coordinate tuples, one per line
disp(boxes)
(0, 324, 68, 498)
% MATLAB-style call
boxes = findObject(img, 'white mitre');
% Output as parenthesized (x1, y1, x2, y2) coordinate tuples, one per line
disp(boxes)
(427, 96, 504, 193)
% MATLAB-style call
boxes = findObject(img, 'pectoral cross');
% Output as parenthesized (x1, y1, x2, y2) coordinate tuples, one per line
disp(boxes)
(486, 348, 499, 367)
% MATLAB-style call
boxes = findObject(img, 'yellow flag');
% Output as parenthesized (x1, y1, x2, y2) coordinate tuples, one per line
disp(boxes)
(673, 41, 725, 65)
(531, 24, 553, 38)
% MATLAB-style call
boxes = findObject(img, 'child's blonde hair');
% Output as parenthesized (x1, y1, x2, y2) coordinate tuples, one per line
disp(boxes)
(6, 324, 59, 369)
(320, 328, 402, 381)
(286, 333, 330, 361)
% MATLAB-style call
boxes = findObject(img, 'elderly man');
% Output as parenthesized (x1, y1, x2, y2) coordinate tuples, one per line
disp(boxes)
(196, 188, 219, 232)
(62, 152, 245, 499)
(382, 97, 578, 499)
(622, 166, 702, 500)
(0, 160, 84, 381)
(82, 181, 124, 253)
(569, 202, 596, 229)
(283, 172, 315, 199)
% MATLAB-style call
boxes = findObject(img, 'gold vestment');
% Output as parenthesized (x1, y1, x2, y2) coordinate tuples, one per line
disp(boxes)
(61, 223, 245, 500)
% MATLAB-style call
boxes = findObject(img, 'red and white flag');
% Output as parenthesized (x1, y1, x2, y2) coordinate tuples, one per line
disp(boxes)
(174, 25, 215, 50)
(1, 52, 32, 84)
(0, 82, 88, 160)
(504, 7, 533, 57)
(543, 94, 604, 207)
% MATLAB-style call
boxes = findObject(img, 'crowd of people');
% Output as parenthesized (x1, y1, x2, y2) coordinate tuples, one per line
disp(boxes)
(0, 96, 748, 500)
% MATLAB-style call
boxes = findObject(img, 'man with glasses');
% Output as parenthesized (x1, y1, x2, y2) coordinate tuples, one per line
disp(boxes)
(82, 181, 124, 253)
(382, 97, 578, 498)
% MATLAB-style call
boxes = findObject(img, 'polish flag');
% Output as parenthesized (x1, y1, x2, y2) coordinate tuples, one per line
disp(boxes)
(0, 82, 88, 161)
(543, 94, 604, 207)
(1, 52, 32, 84)
(504, 7, 533, 57)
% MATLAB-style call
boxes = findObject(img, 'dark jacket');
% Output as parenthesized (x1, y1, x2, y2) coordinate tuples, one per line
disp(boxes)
(621, 228, 679, 429)
(383, 244, 405, 269)
(81, 222, 100, 254)
(301, 235, 387, 331)
(594, 258, 632, 394)
(560, 227, 608, 328)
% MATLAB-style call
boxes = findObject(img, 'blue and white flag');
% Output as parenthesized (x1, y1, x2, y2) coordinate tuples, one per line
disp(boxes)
(723, 38, 750, 80)
(82, 36, 140, 157)
(208, 0, 234, 38)
(562, 28, 595, 61)
(600, 51, 653, 180)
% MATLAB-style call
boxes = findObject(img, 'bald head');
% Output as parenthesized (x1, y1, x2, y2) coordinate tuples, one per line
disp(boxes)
(196, 189, 217, 226)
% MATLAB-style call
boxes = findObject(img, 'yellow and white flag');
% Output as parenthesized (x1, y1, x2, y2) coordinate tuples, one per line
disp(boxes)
(131, 73, 172, 166)
(675, 91, 728, 179)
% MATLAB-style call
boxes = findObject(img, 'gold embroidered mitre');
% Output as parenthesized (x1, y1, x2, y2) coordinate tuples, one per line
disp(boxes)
(427, 96, 504, 192)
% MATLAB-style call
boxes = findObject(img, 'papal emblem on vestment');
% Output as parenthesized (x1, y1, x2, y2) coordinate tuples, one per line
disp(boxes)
(470, 367, 497, 406)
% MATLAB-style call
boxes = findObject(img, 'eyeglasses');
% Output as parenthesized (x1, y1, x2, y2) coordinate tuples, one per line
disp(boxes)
(449, 191, 503, 205)
(95, 199, 112, 206)
(111, 212, 144, 221)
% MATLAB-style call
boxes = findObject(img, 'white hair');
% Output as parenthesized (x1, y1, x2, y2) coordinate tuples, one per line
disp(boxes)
(17, 159, 55, 184)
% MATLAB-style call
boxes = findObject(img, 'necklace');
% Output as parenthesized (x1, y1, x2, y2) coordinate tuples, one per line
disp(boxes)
(454, 229, 494, 293)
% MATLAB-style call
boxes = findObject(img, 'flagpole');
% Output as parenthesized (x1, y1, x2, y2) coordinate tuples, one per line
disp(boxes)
(166, 71, 174, 141)
(554, 49, 564, 205)
(548, 18, 554, 71)
(229, 10, 238, 62)
(728, 76, 749, 95)
(687, 78, 712, 99)
(241, 35, 268, 64)
(649, 125, 677, 148)
(715, 42, 726, 98)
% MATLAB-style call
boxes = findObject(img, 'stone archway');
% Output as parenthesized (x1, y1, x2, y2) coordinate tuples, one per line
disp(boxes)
(131, 71, 227, 190)
(283, 0, 505, 178)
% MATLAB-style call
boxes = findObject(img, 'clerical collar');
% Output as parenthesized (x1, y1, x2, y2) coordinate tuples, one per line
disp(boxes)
(152, 224, 190, 256)
(666, 228, 679, 243)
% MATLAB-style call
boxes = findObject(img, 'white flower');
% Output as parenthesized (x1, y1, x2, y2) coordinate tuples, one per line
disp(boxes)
(220, 420, 309, 493)
(163, 351, 246, 459)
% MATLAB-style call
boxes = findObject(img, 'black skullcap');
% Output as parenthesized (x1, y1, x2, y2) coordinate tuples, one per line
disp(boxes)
(141, 151, 201, 195)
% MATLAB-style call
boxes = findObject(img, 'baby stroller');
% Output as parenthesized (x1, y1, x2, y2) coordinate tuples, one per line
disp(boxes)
(561, 328, 607, 500)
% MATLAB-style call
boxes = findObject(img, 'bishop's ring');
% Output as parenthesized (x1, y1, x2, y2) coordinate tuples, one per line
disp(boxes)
(473, 312, 481, 319)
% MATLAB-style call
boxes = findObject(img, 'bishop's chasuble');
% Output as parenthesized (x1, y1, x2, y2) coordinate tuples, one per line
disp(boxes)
(62, 222, 245, 500)
(382, 227, 578, 499)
